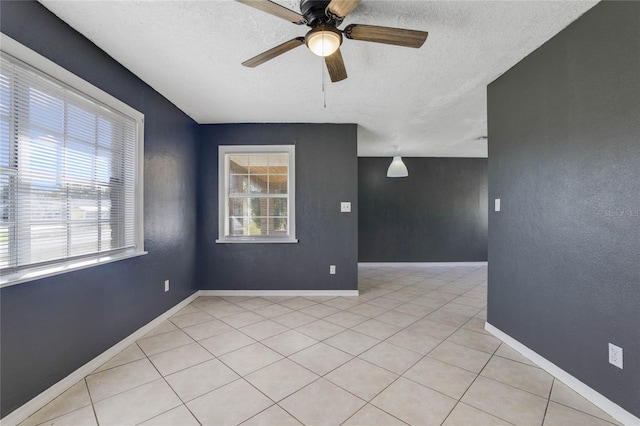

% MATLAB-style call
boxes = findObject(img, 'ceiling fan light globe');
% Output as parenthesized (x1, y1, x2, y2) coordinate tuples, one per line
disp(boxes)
(305, 27, 342, 57)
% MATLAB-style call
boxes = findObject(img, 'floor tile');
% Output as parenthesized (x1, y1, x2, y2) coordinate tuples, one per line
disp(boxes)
(31, 405, 97, 426)
(171, 305, 201, 317)
(148, 342, 214, 376)
(218, 342, 284, 375)
(239, 319, 290, 341)
(461, 376, 548, 425)
(203, 303, 247, 318)
(20, 381, 92, 426)
(164, 358, 239, 402)
(393, 302, 436, 317)
(440, 302, 483, 317)
(137, 330, 194, 356)
(323, 311, 369, 328)
(289, 342, 353, 375)
(169, 311, 215, 329)
(481, 355, 553, 398)
(359, 341, 423, 375)
(375, 310, 421, 327)
(93, 379, 182, 426)
(272, 311, 317, 328)
(549, 380, 620, 424)
(322, 297, 360, 310)
(261, 330, 318, 356)
(442, 402, 511, 426)
(342, 404, 406, 426)
(279, 379, 366, 426)
(425, 309, 471, 328)
(325, 358, 398, 401)
(142, 321, 179, 338)
(241, 405, 303, 425)
(371, 377, 456, 426)
(198, 329, 256, 356)
(299, 303, 341, 318)
(384, 291, 418, 303)
(295, 319, 346, 340)
(278, 297, 318, 310)
(543, 401, 617, 426)
(428, 341, 492, 373)
(367, 297, 405, 309)
(187, 379, 273, 425)
(221, 311, 266, 328)
(386, 329, 442, 355)
(347, 303, 389, 318)
(461, 317, 490, 335)
(181, 318, 233, 341)
(493, 343, 539, 367)
(253, 303, 295, 318)
(407, 318, 459, 339)
(140, 405, 200, 426)
(404, 356, 477, 399)
(454, 295, 487, 308)
(236, 297, 274, 310)
(352, 318, 402, 340)
(245, 358, 319, 401)
(446, 328, 501, 354)
(86, 358, 160, 402)
(324, 330, 380, 356)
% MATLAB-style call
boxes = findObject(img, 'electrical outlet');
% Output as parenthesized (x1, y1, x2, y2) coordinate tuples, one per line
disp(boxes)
(608, 343, 623, 369)
(341, 202, 351, 213)
(329, 265, 336, 275)
(164, 280, 170, 292)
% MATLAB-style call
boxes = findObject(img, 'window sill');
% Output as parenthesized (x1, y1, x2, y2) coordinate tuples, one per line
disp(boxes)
(0, 250, 148, 288)
(215, 238, 299, 244)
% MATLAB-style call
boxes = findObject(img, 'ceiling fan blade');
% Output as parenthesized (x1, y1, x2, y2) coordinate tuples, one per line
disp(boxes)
(242, 37, 305, 68)
(326, 0, 360, 19)
(235, 0, 306, 25)
(325, 48, 348, 82)
(344, 24, 428, 48)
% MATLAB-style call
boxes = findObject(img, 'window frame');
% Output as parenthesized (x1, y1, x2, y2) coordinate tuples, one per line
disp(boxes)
(216, 144, 297, 244)
(0, 34, 146, 288)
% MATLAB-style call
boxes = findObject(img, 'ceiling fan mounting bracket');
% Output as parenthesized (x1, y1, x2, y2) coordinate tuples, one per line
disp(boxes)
(300, 0, 342, 27)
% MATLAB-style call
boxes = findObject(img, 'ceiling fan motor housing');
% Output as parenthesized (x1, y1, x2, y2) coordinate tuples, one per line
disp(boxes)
(300, 0, 342, 26)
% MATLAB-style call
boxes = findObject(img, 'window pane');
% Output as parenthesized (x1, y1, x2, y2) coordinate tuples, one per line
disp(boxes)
(270, 218, 288, 234)
(269, 198, 287, 217)
(268, 175, 287, 194)
(249, 175, 267, 193)
(268, 154, 288, 174)
(229, 174, 248, 194)
(69, 223, 98, 256)
(229, 217, 245, 236)
(229, 155, 248, 173)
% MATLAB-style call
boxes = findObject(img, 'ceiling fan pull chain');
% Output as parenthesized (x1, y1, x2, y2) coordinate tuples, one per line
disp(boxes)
(322, 55, 327, 108)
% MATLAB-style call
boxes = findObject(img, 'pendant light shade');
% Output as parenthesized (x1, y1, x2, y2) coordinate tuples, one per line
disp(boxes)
(387, 156, 408, 177)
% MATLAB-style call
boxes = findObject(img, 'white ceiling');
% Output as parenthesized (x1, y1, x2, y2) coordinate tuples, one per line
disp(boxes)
(39, 0, 598, 157)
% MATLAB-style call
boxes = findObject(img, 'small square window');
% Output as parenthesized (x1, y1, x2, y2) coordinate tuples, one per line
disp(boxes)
(217, 145, 297, 243)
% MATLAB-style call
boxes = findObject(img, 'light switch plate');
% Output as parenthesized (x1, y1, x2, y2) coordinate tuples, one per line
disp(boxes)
(495, 198, 501, 212)
(341, 202, 351, 213)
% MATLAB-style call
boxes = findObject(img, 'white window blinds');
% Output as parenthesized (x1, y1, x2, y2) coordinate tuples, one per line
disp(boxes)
(0, 52, 138, 273)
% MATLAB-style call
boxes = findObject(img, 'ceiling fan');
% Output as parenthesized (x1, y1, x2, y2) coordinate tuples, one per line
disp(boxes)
(236, 0, 429, 82)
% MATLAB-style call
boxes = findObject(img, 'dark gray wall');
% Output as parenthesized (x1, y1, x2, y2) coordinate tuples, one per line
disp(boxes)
(358, 157, 487, 262)
(0, 1, 199, 417)
(198, 124, 358, 291)
(487, 1, 639, 417)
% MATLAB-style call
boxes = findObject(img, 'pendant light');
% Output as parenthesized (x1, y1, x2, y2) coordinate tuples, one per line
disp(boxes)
(387, 146, 408, 178)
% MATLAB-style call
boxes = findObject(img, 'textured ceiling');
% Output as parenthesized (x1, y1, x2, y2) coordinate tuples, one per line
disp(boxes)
(39, 0, 598, 157)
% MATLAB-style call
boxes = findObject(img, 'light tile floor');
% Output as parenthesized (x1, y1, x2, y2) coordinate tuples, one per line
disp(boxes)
(20, 264, 623, 426)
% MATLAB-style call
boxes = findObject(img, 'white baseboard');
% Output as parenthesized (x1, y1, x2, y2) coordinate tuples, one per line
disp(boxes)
(359, 261, 488, 267)
(485, 322, 640, 426)
(199, 289, 359, 297)
(1, 292, 199, 426)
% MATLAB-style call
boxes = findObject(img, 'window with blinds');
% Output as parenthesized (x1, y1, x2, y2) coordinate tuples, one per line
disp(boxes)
(0, 48, 144, 282)
(217, 145, 297, 243)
